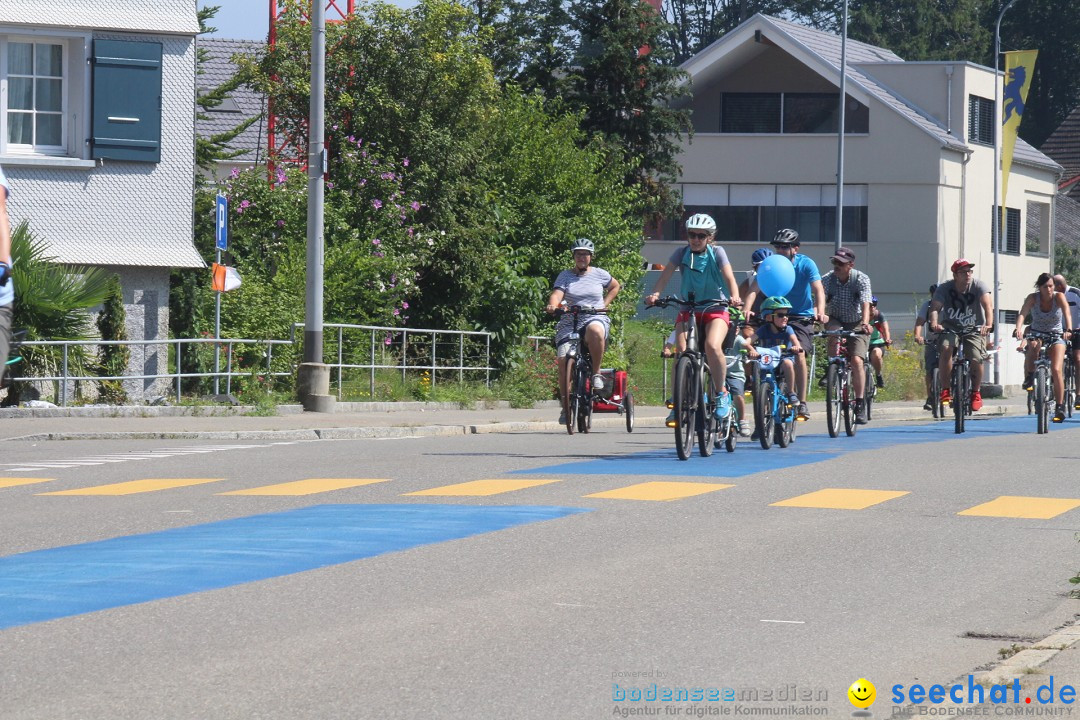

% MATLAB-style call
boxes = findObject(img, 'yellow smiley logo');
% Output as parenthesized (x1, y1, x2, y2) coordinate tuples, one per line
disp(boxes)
(848, 678, 876, 709)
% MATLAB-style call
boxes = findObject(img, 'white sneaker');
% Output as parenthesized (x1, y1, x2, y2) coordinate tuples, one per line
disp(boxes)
(591, 374, 605, 392)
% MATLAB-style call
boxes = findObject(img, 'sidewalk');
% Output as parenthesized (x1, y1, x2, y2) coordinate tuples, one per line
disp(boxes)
(0, 394, 1027, 442)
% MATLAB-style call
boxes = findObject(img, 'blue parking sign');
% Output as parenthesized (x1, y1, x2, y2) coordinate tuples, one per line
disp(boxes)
(215, 194, 228, 251)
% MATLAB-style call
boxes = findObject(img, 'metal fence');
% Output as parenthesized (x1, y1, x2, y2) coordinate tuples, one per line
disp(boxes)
(12, 324, 506, 406)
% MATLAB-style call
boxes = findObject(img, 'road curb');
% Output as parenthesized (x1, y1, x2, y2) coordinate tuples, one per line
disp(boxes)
(975, 624, 1080, 686)
(0, 403, 1019, 441)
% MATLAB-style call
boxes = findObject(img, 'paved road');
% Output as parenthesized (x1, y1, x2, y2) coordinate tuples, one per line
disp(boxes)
(2, 411, 1079, 719)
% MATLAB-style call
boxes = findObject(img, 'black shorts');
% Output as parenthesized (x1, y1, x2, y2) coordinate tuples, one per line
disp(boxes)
(787, 316, 815, 356)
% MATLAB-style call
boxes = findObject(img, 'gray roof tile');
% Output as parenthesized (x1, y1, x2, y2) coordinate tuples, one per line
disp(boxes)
(196, 38, 267, 165)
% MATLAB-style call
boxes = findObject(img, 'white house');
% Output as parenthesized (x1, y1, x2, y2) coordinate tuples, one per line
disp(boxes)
(0, 0, 204, 400)
(653, 14, 1062, 386)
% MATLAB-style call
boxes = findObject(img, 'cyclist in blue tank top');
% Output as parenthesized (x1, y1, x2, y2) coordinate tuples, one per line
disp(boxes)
(646, 213, 741, 426)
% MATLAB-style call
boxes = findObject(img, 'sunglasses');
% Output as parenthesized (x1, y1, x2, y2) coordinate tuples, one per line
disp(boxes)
(831, 260, 850, 267)
(771, 243, 795, 249)
(687, 231, 710, 239)
(771, 312, 790, 318)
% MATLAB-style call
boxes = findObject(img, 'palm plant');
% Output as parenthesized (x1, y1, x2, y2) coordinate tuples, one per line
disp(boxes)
(8, 221, 114, 404)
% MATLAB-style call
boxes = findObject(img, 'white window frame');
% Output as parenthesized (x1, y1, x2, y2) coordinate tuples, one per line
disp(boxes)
(0, 29, 91, 160)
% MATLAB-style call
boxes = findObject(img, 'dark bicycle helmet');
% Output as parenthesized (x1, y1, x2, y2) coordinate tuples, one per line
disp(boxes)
(871, 295, 879, 305)
(761, 296, 793, 314)
(751, 247, 773, 266)
(772, 228, 800, 246)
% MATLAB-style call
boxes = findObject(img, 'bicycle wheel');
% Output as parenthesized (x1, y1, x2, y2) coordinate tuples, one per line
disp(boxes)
(825, 363, 841, 438)
(576, 366, 592, 433)
(843, 371, 856, 436)
(775, 377, 792, 448)
(931, 368, 942, 418)
(562, 359, 576, 435)
(755, 372, 774, 450)
(673, 355, 696, 460)
(725, 414, 737, 452)
(953, 363, 965, 434)
(697, 367, 716, 457)
(863, 365, 874, 422)
(1035, 365, 1049, 434)
(1065, 363, 1075, 418)
(624, 391, 634, 433)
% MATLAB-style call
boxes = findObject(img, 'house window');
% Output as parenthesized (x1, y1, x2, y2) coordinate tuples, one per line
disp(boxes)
(991, 206, 1020, 254)
(1026, 200, 1050, 256)
(720, 93, 869, 134)
(968, 95, 995, 146)
(721, 93, 780, 133)
(677, 204, 868, 246)
(4, 40, 65, 150)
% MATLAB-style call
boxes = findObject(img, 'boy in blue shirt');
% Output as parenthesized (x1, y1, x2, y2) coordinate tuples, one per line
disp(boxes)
(745, 296, 802, 410)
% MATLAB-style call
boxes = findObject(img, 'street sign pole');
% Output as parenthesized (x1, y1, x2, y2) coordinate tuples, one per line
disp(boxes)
(215, 194, 228, 396)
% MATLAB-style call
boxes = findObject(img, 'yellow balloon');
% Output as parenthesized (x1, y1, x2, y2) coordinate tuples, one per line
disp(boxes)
(848, 678, 876, 709)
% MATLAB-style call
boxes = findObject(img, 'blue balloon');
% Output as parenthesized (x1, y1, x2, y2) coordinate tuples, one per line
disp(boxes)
(757, 254, 796, 297)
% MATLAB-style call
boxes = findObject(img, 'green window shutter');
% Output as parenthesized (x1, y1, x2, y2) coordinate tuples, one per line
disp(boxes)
(91, 40, 162, 163)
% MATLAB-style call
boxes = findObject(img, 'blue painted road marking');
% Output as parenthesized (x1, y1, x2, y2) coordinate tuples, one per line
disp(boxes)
(517, 415, 1078, 478)
(0, 504, 588, 630)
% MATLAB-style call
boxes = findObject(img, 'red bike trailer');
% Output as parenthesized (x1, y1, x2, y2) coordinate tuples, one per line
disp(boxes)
(591, 369, 635, 432)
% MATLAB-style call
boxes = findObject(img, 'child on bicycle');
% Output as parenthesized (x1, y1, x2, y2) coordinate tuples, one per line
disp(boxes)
(745, 297, 802, 416)
(724, 310, 753, 438)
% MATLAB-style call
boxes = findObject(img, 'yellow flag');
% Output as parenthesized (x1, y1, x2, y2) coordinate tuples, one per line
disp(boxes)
(1000, 50, 1038, 213)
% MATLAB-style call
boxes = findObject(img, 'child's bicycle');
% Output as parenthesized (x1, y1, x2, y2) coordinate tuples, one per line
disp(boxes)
(746, 345, 798, 450)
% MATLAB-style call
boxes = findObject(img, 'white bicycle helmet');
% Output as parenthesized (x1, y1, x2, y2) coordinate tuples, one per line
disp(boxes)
(685, 213, 716, 234)
(571, 238, 595, 254)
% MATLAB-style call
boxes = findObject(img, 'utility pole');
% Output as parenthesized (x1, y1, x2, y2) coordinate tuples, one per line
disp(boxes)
(991, 0, 1019, 387)
(297, 0, 335, 412)
(834, 0, 848, 252)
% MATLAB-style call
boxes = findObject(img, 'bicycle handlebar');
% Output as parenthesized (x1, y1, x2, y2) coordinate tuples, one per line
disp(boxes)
(552, 305, 607, 319)
(815, 329, 866, 338)
(648, 296, 729, 310)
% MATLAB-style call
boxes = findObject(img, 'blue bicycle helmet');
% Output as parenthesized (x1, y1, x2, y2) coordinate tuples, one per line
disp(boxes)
(751, 247, 773, 266)
(871, 295, 879, 305)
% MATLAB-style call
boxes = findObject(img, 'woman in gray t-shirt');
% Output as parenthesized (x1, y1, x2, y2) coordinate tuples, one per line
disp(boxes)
(545, 239, 621, 411)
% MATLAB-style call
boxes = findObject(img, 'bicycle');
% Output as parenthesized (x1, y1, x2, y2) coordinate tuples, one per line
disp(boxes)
(553, 305, 607, 436)
(649, 295, 730, 460)
(1024, 330, 1063, 434)
(817, 329, 862, 437)
(941, 326, 988, 435)
(1063, 349, 1076, 419)
(746, 345, 798, 449)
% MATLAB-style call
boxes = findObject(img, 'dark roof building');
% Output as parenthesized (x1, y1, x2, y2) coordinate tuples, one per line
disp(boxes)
(196, 37, 267, 169)
(1041, 107, 1080, 200)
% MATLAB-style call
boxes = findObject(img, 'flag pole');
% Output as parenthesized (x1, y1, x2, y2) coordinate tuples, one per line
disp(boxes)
(992, 0, 1019, 386)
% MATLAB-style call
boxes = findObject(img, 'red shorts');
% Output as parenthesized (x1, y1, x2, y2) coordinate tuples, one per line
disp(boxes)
(676, 309, 730, 326)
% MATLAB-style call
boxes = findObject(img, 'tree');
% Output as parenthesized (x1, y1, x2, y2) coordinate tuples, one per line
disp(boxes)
(564, 0, 693, 220)
(1000, 0, 1080, 147)
(8, 221, 113, 404)
(195, 5, 261, 171)
(219, 0, 644, 369)
(96, 275, 129, 404)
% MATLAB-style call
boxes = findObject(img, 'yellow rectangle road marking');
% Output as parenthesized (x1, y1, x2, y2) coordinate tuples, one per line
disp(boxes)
(40, 478, 224, 496)
(0, 478, 53, 489)
(958, 496, 1080, 519)
(219, 478, 390, 496)
(586, 481, 733, 502)
(405, 479, 560, 497)
(771, 488, 909, 510)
